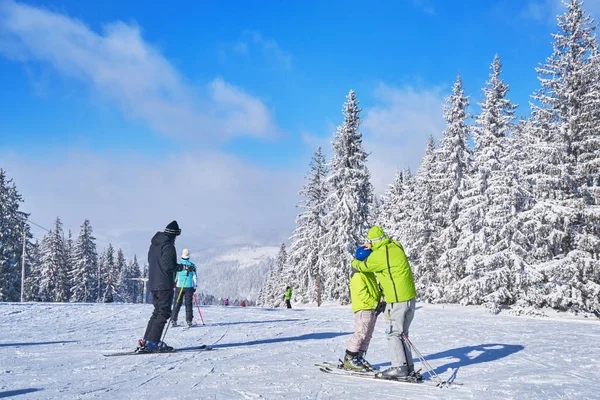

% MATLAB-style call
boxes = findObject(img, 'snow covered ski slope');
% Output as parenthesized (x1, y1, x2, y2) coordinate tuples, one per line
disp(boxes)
(1, 302, 599, 399)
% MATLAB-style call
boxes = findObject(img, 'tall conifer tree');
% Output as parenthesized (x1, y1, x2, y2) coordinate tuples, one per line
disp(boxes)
(38, 218, 68, 302)
(0, 169, 30, 301)
(288, 147, 328, 305)
(69, 220, 98, 302)
(322, 90, 374, 304)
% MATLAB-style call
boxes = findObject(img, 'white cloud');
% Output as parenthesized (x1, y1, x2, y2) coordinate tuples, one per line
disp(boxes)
(362, 83, 446, 194)
(2, 149, 302, 260)
(0, 0, 279, 141)
(233, 30, 292, 70)
(0, 83, 448, 258)
(210, 78, 277, 137)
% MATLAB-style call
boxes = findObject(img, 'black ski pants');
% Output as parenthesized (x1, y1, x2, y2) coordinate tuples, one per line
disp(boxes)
(172, 287, 194, 323)
(144, 289, 174, 342)
(286, 299, 292, 309)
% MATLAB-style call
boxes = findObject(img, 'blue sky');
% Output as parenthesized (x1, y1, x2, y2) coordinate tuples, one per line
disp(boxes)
(1, 0, 597, 257)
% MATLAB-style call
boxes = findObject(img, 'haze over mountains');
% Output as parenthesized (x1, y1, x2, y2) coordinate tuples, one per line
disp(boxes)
(192, 245, 279, 302)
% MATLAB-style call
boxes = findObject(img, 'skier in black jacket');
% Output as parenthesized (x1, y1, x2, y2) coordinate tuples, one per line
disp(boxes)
(138, 221, 182, 352)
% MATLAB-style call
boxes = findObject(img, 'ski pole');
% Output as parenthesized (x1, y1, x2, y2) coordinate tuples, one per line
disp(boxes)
(192, 293, 205, 325)
(161, 271, 189, 343)
(401, 332, 446, 387)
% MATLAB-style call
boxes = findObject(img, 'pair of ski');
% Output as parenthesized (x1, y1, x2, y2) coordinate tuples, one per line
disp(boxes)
(315, 361, 457, 388)
(103, 344, 213, 357)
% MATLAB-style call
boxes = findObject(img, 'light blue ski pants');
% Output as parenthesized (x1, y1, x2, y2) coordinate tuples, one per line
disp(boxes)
(384, 298, 416, 368)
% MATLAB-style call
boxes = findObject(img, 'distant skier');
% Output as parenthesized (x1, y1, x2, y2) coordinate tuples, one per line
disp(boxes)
(171, 248, 197, 328)
(284, 286, 292, 308)
(241, 300, 246, 307)
(352, 226, 418, 380)
(138, 221, 182, 353)
(342, 246, 383, 372)
(224, 298, 229, 306)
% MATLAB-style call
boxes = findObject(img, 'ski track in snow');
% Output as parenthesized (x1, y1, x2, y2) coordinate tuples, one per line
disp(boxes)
(0, 302, 599, 399)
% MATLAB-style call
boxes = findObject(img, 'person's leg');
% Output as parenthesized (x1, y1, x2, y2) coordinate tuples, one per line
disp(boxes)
(184, 289, 194, 323)
(145, 290, 174, 342)
(171, 289, 184, 323)
(286, 300, 292, 309)
(344, 310, 370, 370)
(359, 310, 378, 353)
(385, 301, 411, 370)
(355, 310, 377, 370)
(347, 310, 369, 353)
(143, 291, 161, 340)
(401, 298, 416, 372)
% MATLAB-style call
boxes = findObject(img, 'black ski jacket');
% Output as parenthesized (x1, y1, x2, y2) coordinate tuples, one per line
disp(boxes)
(147, 232, 179, 291)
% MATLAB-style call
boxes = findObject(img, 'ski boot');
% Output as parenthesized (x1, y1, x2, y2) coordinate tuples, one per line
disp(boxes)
(187, 321, 194, 328)
(139, 340, 174, 353)
(342, 353, 366, 372)
(357, 351, 377, 372)
(171, 320, 179, 327)
(378, 365, 415, 381)
(408, 369, 424, 382)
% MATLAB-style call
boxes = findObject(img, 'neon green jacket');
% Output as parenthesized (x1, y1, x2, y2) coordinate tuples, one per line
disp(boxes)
(350, 271, 381, 313)
(285, 287, 292, 300)
(352, 226, 416, 304)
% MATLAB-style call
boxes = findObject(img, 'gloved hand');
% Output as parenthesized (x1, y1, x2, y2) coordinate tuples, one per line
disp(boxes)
(185, 265, 194, 272)
(192, 288, 196, 293)
(375, 301, 386, 315)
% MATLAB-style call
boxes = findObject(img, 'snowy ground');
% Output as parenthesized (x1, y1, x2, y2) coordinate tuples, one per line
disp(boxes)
(1, 302, 599, 399)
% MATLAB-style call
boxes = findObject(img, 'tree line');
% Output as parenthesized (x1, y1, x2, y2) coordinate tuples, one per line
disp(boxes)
(0, 171, 144, 303)
(259, 0, 600, 315)
(0, 169, 259, 305)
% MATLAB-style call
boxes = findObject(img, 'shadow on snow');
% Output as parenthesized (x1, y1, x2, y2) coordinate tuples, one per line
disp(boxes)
(425, 343, 525, 375)
(0, 340, 79, 348)
(0, 388, 43, 398)
(373, 343, 524, 378)
(212, 331, 351, 349)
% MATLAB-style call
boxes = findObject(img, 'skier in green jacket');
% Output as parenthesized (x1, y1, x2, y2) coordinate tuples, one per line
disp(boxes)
(284, 286, 292, 308)
(352, 225, 417, 380)
(342, 247, 383, 372)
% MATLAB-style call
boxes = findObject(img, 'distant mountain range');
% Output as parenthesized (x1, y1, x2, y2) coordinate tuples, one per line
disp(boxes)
(190, 245, 279, 301)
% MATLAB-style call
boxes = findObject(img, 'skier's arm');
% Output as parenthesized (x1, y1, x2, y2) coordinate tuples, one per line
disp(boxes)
(352, 255, 385, 273)
(162, 243, 179, 275)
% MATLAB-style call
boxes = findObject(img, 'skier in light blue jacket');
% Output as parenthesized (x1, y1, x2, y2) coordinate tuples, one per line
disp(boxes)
(171, 248, 197, 328)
